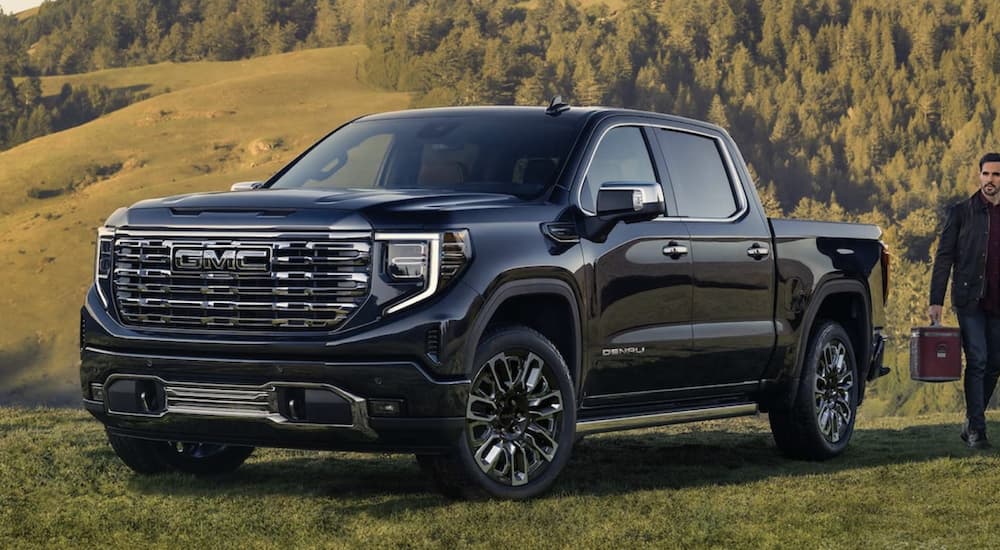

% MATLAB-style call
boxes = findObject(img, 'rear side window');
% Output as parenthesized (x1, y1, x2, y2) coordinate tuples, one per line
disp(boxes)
(581, 126, 657, 212)
(657, 130, 738, 218)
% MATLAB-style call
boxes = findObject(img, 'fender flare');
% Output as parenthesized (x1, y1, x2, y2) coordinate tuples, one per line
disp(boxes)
(786, 278, 872, 405)
(463, 278, 583, 397)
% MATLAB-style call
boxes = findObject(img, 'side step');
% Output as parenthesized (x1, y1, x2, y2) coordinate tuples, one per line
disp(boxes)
(576, 403, 758, 436)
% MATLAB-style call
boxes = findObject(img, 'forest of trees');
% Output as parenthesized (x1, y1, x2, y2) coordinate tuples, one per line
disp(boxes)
(2, 0, 999, 348)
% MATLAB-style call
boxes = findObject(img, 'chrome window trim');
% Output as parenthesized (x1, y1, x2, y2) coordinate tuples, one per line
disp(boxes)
(574, 122, 749, 223)
(374, 232, 442, 315)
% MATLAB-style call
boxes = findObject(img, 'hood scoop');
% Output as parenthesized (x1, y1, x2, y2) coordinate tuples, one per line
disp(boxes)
(170, 208, 295, 218)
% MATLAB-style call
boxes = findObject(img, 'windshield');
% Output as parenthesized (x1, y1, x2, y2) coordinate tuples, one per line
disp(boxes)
(268, 112, 585, 198)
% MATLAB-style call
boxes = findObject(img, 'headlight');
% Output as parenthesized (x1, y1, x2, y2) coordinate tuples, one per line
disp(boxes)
(94, 226, 115, 307)
(376, 230, 471, 314)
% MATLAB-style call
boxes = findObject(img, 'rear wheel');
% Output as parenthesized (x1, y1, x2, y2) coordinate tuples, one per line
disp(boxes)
(769, 320, 858, 460)
(421, 326, 576, 499)
(107, 431, 254, 476)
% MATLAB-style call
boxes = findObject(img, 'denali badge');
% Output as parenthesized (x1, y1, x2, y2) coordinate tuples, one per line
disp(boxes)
(172, 248, 271, 272)
(602, 347, 646, 357)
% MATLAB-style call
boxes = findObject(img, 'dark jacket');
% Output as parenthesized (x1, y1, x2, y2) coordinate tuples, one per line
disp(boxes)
(930, 192, 990, 308)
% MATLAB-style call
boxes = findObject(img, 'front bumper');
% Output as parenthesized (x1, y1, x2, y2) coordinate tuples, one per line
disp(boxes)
(79, 273, 484, 451)
(82, 347, 468, 452)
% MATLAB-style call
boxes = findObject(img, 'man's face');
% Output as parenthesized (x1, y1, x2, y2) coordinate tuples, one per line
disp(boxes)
(981, 161, 1000, 197)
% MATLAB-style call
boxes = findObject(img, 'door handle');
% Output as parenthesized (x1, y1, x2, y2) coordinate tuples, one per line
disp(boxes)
(747, 243, 770, 260)
(662, 243, 689, 259)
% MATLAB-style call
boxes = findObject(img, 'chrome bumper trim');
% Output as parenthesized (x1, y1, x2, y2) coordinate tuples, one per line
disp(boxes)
(101, 373, 376, 439)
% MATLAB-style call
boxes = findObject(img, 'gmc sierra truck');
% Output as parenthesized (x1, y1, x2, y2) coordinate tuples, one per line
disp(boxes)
(81, 104, 890, 499)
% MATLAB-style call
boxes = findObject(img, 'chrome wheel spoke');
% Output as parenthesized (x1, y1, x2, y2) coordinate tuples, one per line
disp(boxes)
(474, 436, 505, 475)
(466, 348, 564, 488)
(466, 394, 498, 423)
(523, 354, 544, 392)
(526, 423, 559, 461)
(508, 441, 529, 486)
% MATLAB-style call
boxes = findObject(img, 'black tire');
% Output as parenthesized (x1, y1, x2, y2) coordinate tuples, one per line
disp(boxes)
(769, 320, 858, 460)
(106, 430, 170, 474)
(107, 431, 254, 476)
(421, 326, 576, 500)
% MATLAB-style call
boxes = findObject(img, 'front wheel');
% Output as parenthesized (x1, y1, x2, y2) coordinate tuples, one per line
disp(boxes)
(769, 320, 858, 460)
(421, 326, 576, 499)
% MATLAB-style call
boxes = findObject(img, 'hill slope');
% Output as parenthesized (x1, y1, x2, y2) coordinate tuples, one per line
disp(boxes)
(0, 45, 410, 404)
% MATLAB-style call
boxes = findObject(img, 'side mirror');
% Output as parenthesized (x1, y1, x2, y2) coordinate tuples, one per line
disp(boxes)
(596, 181, 664, 223)
(230, 181, 263, 191)
(582, 181, 664, 243)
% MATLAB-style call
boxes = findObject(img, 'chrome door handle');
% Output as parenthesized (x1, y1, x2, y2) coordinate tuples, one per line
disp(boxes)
(662, 244, 689, 259)
(747, 243, 770, 260)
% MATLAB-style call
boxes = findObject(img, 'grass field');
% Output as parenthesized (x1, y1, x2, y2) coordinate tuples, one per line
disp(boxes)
(0, 46, 410, 404)
(3, 409, 1000, 547)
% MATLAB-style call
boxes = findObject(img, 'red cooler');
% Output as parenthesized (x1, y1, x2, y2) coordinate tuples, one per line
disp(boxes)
(909, 326, 962, 382)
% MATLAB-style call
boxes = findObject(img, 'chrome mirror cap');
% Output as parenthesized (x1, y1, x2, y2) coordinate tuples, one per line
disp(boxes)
(230, 181, 263, 192)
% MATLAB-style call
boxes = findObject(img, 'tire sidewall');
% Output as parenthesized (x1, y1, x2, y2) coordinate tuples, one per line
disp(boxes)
(455, 326, 576, 499)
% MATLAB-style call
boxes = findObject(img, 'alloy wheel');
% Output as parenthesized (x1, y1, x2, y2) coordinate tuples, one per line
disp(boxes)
(813, 339, 854, 443)
(465, 350, 564, 487)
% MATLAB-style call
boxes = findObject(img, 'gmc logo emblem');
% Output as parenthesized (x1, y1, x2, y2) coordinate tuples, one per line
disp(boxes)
(172, 248, 271, 272)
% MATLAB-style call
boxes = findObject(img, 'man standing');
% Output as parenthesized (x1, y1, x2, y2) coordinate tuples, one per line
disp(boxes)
(930, 152, 1000, 449)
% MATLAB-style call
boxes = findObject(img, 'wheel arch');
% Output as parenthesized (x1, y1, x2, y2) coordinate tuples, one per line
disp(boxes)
(786, 278, 872, 407)
(464, 279, 583, 400)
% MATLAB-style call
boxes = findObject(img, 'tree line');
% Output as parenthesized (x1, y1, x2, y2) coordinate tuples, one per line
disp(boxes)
(2, 0, 998, 353)
(0, 73, 144, 150)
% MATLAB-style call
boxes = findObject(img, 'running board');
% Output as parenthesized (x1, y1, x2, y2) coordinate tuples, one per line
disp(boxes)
(576, 403, 758, 436)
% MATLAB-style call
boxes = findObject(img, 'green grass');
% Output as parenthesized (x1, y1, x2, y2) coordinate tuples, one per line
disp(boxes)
(3, 409, 1000, 547)
(0, 46, 410, 404)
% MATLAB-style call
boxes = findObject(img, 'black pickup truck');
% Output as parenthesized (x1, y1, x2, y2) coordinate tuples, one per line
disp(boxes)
(81, 105, 889, 499)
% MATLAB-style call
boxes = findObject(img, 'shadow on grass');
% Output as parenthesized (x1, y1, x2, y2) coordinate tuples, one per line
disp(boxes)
(104, 418, 998, 514)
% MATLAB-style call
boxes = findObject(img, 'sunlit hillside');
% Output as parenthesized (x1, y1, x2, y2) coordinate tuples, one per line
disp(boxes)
(0, 45, 410, 404)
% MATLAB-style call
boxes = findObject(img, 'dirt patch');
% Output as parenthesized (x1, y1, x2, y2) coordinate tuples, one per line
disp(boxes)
(25, 159, 138, 200)
(249, 137, 286, 155)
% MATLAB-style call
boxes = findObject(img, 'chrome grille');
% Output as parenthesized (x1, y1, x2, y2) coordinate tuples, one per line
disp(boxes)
(112, 232, 371, 331)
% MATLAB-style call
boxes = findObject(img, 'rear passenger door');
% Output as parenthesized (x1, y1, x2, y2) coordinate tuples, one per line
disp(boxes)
(650, 127, 776, 387)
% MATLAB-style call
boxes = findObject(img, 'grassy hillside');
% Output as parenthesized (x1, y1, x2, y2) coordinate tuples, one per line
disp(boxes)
(14, 6, 37, 21)
(3, 409, 1000, 547)
(0, 45, 410, 404)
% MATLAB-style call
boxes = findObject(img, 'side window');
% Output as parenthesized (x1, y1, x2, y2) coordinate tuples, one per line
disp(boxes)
(581, 126, 657, 212)
(656, 130, 738, 218)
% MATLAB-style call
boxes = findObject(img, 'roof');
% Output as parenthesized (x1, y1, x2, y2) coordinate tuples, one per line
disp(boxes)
(358, 105, 726, 135)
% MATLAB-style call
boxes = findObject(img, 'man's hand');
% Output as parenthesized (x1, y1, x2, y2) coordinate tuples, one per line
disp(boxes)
(929, 304, 943, 325)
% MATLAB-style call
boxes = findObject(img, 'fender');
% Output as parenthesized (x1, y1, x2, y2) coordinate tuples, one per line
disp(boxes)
(782, 278, 872, 407)
(463, 278, 583, 400)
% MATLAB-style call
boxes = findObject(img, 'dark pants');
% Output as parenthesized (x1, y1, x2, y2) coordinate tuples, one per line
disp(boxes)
(956, 306, 1000, 433)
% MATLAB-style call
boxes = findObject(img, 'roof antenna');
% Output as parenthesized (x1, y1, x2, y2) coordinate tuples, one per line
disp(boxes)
(546, 95, 571, 116)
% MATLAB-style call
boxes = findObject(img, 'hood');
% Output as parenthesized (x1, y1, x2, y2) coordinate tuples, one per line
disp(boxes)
(116, 188, 529, 230)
